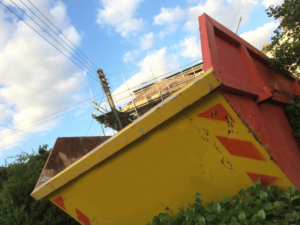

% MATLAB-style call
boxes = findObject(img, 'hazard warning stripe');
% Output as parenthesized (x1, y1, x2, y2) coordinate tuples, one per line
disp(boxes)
(198, 103, 235, 123)
(76, 208, 91, 225)
(246, 172, 279, 187)
(53, 196, 66, 210)
(198, 103, 280, 188)
(52, 196, 91, 225)
(216, 136, 267, 161)
(198, 103, 279, 190)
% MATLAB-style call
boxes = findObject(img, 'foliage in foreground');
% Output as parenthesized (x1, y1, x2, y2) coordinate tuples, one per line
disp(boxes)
(0, 145, 79, 225)
(265, 0, 300, 77)
(147, 179, 300, 225)
(285, 96, 300, 146)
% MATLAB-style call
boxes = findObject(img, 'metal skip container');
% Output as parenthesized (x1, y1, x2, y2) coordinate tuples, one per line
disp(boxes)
(31, 14, 300, 225)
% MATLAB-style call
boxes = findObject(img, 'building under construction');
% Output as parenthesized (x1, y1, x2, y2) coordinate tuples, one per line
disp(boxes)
(92, 62, 204, 131)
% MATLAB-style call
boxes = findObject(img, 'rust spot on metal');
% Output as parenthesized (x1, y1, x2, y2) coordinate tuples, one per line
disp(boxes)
(211, 107, 217, 118)
(226, 115, 234, 135)
(221, 156, 233, 169)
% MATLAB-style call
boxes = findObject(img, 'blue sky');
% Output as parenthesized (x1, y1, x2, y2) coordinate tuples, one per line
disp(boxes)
(0, 0, 283, 165)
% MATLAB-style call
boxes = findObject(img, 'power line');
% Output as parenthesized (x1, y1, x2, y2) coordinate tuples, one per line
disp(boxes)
(20, 0, 99, 71)
(0, 92, 104, 137)
(85, 118, 94, 136)
(10, 0, 99, 80)
(0, 57, 202, 139)
(27, 0, 99, 70)
(0, 95, 104, 140)
(0, 1, 100, 83)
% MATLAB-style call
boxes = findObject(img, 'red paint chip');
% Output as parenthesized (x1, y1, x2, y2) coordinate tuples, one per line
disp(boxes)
(198, 103, 235, 122)
(247, 172, 279, 187)
(76, 208, 91, 225)
(53, 196, 66, 210)
(216, 136, 267, 161)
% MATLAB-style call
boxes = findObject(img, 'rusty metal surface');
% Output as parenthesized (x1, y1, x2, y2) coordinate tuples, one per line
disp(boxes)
(35, 136, 111, 188)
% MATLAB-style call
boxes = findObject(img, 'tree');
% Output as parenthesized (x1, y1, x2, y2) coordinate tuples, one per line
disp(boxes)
(265, 0, 300, 77)
(0, 145, 79, 225)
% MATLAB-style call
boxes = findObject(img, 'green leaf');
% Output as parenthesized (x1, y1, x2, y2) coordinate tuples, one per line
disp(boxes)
(238, 211, 246, 222)
(244, 196, 256, 204)
(259, 191, 268, 202)
(221, 215, 231, 223)
(257, 209, 266, 221)
(291, 195, 300, 202)
(221, 196, 229, 205)
(245, 186, 255, 194)
(205, 201, 214, 213)
(250, 183, 256, 189)
(213, 202, 221, 215)
(285, 213, 295, 222)
(273, 200, 288, 209)
(181, 203, 185, 211)
(197, 216, 206, 225)
(205, 214, 216, 221)
(288, 187, 297, 196)
(264, 202, 274, 210)
(238, 189, 246, 198)
(255, 179, 261, 186)
(229, 222, 240, 225)
(220, 209, 226, 218)
(195, 192, 203, 204)
(230, 195, 238, 205)
(280, 191, 290, 199)
(231, 216, 237, 222)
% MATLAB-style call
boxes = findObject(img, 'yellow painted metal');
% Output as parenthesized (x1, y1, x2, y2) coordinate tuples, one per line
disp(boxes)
(31, 69, 293, 225)
(31, 68, 220, 201)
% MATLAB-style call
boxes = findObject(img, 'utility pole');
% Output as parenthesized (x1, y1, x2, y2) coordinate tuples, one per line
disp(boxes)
(236, 17, 242, 34)
(97, 69, 123, 131)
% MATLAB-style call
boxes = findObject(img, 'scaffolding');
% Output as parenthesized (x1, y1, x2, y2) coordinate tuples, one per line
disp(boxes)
(91, 60, 203, 131)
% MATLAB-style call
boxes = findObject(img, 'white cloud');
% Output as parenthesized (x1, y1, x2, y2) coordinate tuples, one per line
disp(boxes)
(123, 49, 139, 62)
(123, 32, 153, 62)
(153, 6, 185, 25)
(180, 36, 202, 59)
(0, 0, 88, 154)
(114, 47, 177, 105)
(153, 0, 259, 35)
(0, 104, 14, 125)
(140, 32, 153, 50)
(261, 0, 284, 7)
(96, 0, 144, 38)
(105, 129, 116, 136)
(240, 21, 278, 49)
(158, 24, 178, 38)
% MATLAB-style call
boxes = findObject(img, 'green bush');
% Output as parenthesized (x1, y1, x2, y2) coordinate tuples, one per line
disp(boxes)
(147, 179, 300, 225)
(0, 145, 79, 225)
